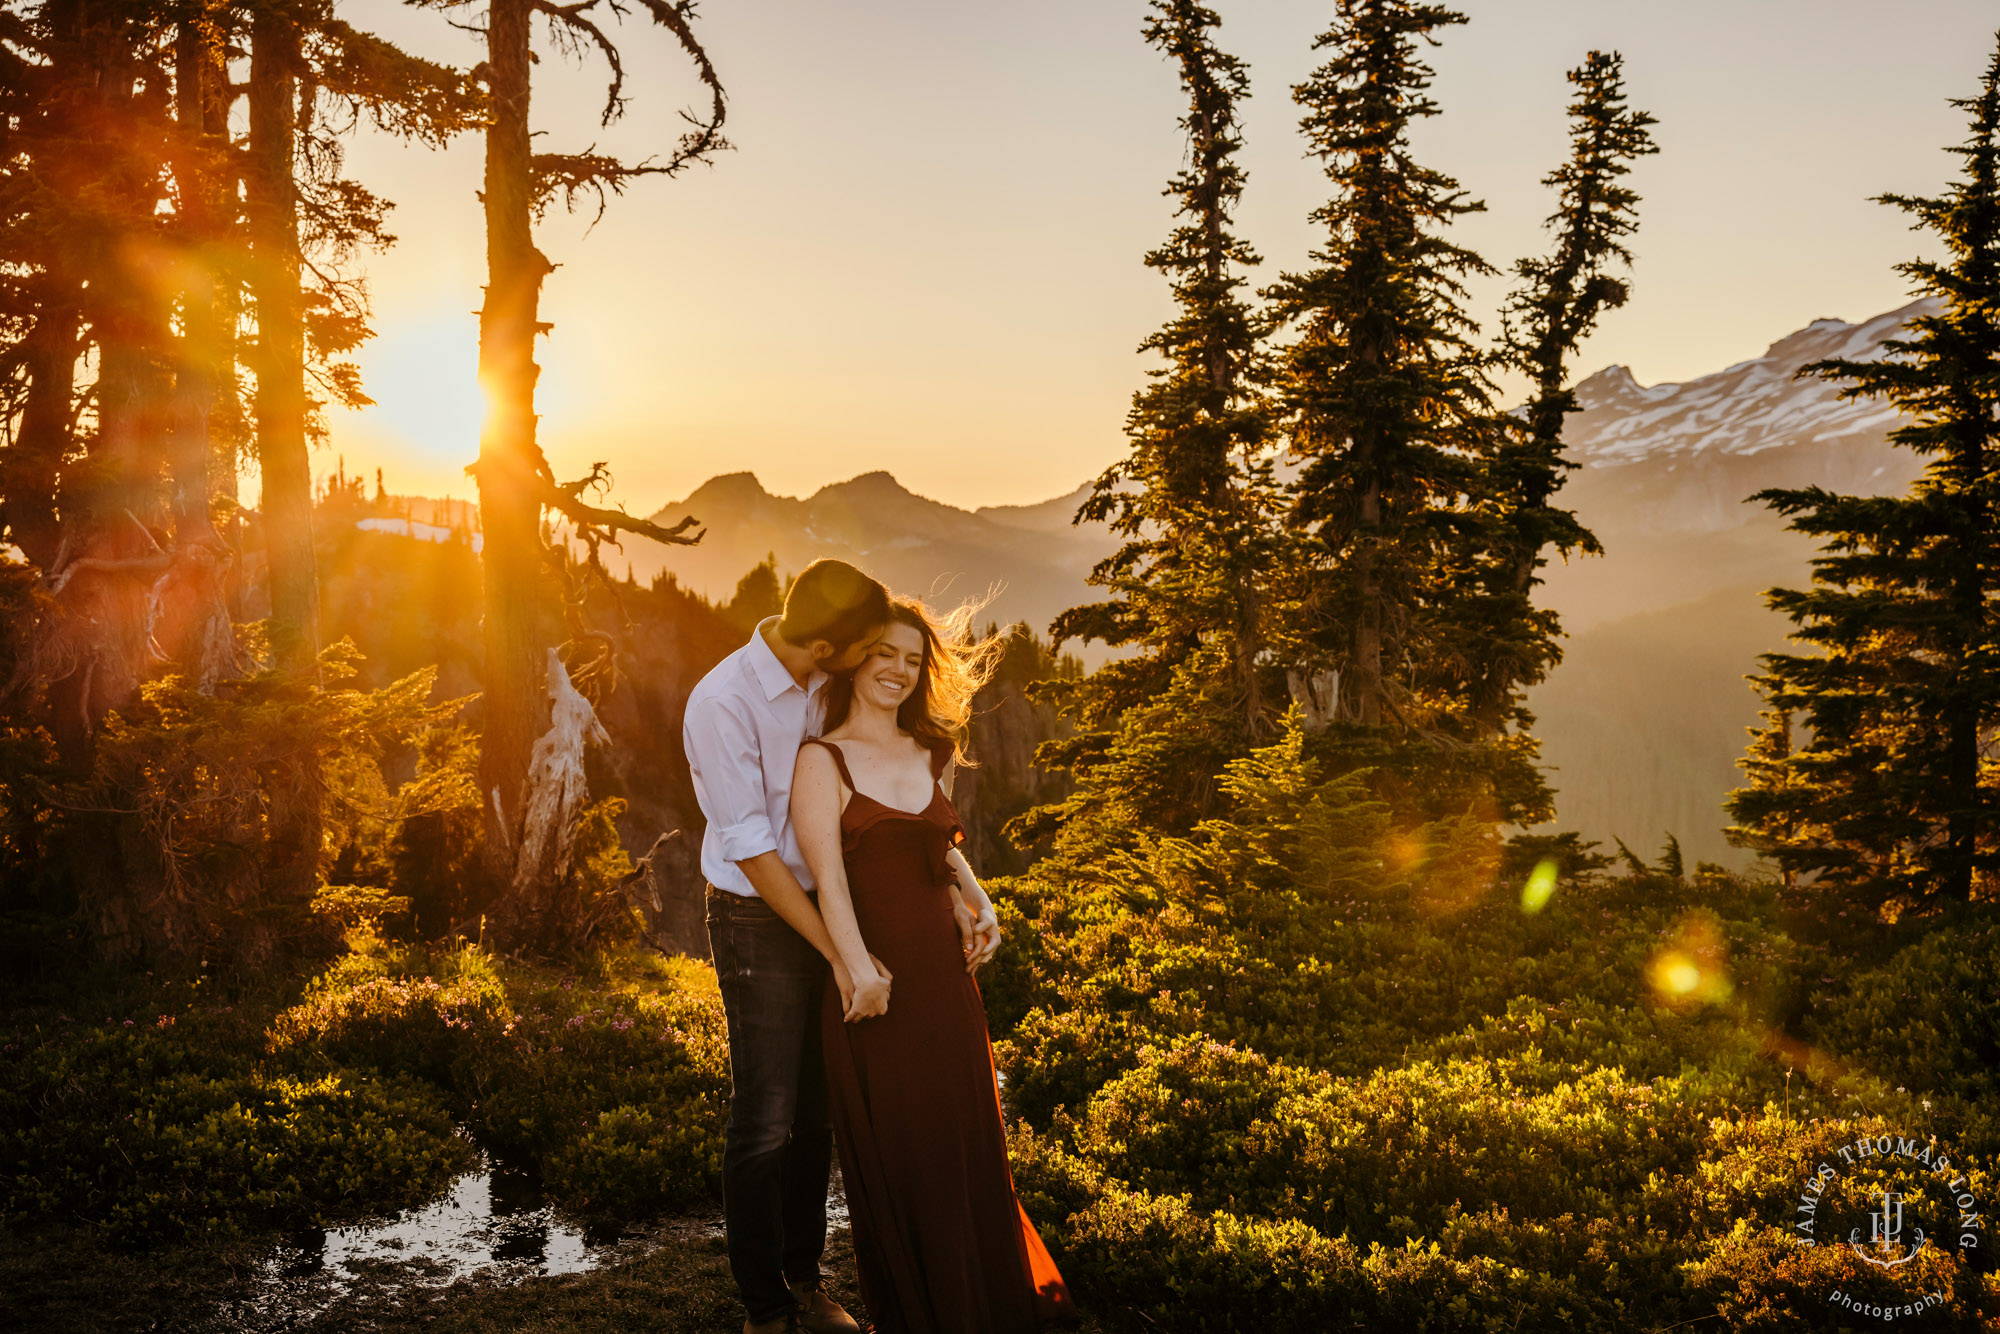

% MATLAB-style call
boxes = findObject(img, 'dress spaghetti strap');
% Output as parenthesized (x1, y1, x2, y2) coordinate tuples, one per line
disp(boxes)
(802, 736, 857, 790)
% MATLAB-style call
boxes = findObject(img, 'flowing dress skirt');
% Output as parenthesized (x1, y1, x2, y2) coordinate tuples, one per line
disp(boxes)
(805, 738, 1074, 1334)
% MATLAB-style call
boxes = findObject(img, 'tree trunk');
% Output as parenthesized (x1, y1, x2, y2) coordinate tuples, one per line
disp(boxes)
(157, 13, 235, 689)
(46, 27, 179, 958)
(242, 5, 325, 961)
(41, 25, 174, 761)
(1943, 413, 1988, 902)
(247, 5, 320, 671)
(476, 0, 570, 942)
(0, 279, 77, 570)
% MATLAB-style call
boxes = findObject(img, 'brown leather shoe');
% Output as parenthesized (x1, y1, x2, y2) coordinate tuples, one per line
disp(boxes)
(789, 1281, 861, 1334)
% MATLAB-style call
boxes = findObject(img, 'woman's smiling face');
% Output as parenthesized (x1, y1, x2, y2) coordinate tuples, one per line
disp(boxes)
(853, 621, 926, 712)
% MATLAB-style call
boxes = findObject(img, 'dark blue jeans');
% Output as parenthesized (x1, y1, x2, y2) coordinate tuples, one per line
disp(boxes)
(707, 886, 833, 1325)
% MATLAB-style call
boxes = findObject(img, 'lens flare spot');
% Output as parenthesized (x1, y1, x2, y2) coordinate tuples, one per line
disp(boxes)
(1652, 951, 1702, 995)
(1520, 858, 1559, 914)
(1647, 913, 1737, 1006)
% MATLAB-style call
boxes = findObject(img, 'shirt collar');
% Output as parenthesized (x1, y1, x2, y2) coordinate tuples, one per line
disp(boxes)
(748, 617, 827, 702)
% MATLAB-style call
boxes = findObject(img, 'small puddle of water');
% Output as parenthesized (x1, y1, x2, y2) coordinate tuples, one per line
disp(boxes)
(223, 1156, 841, 1328)
(225, 1158, 640, 1328)
(279, 1165, 594, 1279)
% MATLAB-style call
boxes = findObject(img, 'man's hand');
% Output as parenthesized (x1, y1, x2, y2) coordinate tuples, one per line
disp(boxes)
(952, 895, 977, 961)
(965, 906, 1001, 975)
(844, 964, 891, 1022)
(832, 953, 894, 1012)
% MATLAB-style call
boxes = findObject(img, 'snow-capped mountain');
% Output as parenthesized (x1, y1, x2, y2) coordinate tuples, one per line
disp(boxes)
(1564, 299, 1925, 467)
(1539, 301, 1929, 637)
(1531, 300, 1929, 863)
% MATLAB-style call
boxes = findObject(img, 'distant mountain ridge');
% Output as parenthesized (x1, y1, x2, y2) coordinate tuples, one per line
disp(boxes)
(638, 302, 1925, 640)
(634, 471, 1116, 661)
(629, 301, 1929, 863)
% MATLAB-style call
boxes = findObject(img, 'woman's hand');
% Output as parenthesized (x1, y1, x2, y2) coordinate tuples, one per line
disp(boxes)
(831, 952, 894, 1012)
(947, 862, 1002, 976)
(844, 962, 891, 1022)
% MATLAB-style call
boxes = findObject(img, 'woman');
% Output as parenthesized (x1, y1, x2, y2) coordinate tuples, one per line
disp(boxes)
(791, 596, 1075, 1334)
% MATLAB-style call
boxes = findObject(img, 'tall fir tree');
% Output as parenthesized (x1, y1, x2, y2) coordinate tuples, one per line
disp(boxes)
(1263, 0, 1553, 825)
(1462, 50, 1656, 735)
(1022, 0, 1288, 842)
(245, 0, 320, 671)
(1727, 37, 2000, 908)
(1264, 0, 1493, 736)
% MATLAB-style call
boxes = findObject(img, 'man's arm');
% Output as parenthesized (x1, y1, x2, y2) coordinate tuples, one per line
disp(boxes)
(737, 851, 840, 963)
(684, 693, 838, 960)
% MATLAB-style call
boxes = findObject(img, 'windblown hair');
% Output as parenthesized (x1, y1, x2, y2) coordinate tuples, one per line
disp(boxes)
(823, 595, 1010, 767)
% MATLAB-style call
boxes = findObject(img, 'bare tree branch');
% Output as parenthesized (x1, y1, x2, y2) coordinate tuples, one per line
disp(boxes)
(528, 0, 627, 125)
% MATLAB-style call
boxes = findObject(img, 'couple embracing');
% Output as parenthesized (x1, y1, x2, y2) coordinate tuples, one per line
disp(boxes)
(683, 558, 1076, 1334)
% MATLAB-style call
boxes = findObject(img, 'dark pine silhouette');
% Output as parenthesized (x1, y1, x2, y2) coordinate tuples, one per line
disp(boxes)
(1025, 0, 1291, 842)
(1728, 35, 2000, 907)
(1466, 50, 1656, 736)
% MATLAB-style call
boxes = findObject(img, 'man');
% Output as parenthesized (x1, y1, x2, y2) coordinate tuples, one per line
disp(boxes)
(684, 558, 888, 1334)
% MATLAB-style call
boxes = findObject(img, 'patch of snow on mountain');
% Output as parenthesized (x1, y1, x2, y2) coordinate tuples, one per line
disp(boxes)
(1564, 298, 1935, 466)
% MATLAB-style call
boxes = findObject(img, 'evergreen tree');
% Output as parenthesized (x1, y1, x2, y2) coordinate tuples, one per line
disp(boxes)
(1024, 0, 1289, 840)
(1727, 38, 2000, 907)
(1728, 703, 1799, 891)
(1258, 0, 1554, 826)
(246, 0, 320, 670)
(0, 0, 477, 962)
(247, 2, 481, 671)
(1264, 0, 1494, 735)
(1464, 50, 1655, 735)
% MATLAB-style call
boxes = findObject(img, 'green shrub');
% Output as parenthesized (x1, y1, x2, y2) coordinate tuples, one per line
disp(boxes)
(460, 958, 731, 1225)
(1686, 1223, 1988, 1333)
(0, 1016, 468, 1243)
(1058, 1183, 1621, 1333)
(0, 941, 736, 1244)
(268, 942, 513, 1092)
(1067, 1037, 1709, 1247)
(974, 717, 2000, 1329)
(1808, 922, 2000, 1111)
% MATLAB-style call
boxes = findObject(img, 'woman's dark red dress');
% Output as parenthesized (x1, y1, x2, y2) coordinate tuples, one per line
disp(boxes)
(802, 737, 1074, 1334)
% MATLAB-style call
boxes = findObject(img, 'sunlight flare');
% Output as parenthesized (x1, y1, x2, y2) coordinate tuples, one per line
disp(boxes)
(1520, 857, 1559, 913)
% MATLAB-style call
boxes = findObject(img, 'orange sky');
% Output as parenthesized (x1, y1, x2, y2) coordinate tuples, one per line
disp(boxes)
(321, 0, 1993, 516)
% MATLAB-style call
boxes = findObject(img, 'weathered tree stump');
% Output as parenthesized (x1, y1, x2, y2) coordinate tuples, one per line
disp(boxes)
(619, 829, 710, 961)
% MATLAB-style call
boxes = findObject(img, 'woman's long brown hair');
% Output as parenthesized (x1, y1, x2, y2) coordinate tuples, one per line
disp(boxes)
(821, 595, 1009, 767)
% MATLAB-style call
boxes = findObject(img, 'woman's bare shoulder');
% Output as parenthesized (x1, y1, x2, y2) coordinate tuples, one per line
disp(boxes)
(794, 737, 842, 774)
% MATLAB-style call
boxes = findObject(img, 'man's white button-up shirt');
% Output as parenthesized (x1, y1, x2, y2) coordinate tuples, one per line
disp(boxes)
(682, 617, 829, 896)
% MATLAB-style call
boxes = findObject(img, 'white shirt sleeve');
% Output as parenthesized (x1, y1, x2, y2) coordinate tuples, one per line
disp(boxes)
(683, 692, 778, 864)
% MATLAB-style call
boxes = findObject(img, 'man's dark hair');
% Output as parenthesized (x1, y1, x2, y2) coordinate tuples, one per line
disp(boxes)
(777, 559, 889, 650)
